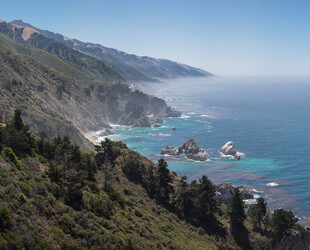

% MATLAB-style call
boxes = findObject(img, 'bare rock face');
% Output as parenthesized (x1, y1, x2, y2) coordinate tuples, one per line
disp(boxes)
(160, 139, 207, 161)
(163, 106, 181, 117)
(149, 114, 163, 124)
(161, 146, 182, 156)
(274, 228, 310, 250)
(220, 141, 241, 160)
(132, 116, 151, 127)
(181, 139, 207, 161)
(215, 182, 254, 204)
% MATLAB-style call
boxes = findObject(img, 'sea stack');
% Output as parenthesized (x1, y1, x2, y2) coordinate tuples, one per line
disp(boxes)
(160, 139, 207, 161)
(220, 141, 241, 160)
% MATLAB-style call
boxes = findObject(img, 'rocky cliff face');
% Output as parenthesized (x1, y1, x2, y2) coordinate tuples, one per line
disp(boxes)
(275, 228, 310, 250)
(0, 28, 180, 150)
(215, 182, 254, 204)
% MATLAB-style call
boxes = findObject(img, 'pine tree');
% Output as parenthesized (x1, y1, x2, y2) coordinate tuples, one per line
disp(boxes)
(13, 109, 23, 131)
(250, 197, 267, 229)
(229, 188, 246, 230)
(155, 159, 172, 204)
(271, 209, 298, 236)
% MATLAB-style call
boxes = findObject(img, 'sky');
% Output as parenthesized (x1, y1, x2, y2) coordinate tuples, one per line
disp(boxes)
(1, 0, 310, 76)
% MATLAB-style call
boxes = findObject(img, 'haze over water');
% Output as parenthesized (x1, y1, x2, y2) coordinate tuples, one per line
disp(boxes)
(106, 76, 310, 225)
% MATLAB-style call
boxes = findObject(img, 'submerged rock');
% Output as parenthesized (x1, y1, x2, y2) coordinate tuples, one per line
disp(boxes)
(160, 139, 207, 161)
(220, 141, 241, 160)
(215, 182, 254, 204)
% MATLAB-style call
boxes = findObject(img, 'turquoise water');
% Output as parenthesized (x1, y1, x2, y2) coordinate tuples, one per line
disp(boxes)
(107, 77, 310, 225)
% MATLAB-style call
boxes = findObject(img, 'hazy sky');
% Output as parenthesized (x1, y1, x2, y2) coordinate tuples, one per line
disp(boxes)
(1, 0, 309, 76)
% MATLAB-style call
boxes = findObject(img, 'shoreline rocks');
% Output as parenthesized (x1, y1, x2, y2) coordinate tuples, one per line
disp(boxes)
(132, 116, 151, 127)
(160, 139, 207, 161)
(149, 114, 163, 124)
(98, 128, 114, 137)
(161, 146, 182, 156)
(220, 141, 241, 160)
(215, 182, 254, 204)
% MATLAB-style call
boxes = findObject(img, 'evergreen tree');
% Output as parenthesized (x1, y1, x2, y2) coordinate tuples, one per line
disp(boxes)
(155, 159, 172, 204)
(197, 175, 218, 215)
(271, 209, 298, 236)
(4, 110, 35, 156)
(95, 138, 117, 167)
(250, 197, 267, 229)
(229, 188, 246, 230)
(13, 109, 23, 131)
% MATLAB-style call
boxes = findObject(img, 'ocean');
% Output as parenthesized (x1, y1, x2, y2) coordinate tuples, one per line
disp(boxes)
(101, 76, 310, 225)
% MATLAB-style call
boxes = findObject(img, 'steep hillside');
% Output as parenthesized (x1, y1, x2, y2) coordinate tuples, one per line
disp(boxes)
(106, 47, 213, 79)
(10, 19, 213, 81)
(0, 21, 124, 83)
(0, 32, 178, 150)
(1, 112, 308, 249)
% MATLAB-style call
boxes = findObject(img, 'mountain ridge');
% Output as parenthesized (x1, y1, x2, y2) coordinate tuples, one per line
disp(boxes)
(10, 19, 214, 81)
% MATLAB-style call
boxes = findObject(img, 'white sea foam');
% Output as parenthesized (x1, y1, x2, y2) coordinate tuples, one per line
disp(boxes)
(219, 152, 235, 159)
(181, 115, 191, 119)
(237, 151, 245, 156)
(251, 189, 264, 193)
(266, 182, 279, 187)
(109, 123, 121, 127)
(158, 133, 172, 137)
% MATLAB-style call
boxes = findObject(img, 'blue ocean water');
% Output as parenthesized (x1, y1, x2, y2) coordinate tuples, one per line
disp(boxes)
(106, 76, 310, 225)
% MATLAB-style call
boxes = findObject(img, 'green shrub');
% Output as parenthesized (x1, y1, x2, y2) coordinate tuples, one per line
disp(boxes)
(0, 204, 13, 231)
(134, 210, 143, 218)
(1, 147, 21, 169)
(19, 193, 32, 207)
(82, 191, 114, 218)
(0, 230, 23, 249)
(123, 188, 132, 195)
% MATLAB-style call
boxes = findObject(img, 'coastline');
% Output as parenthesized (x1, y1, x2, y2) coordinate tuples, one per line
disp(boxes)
(85, 77, 310, 226)
(86, 112, 310, 226)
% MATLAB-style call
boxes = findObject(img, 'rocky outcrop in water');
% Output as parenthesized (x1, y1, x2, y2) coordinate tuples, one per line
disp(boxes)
(215, 182, 254, 204)
(220, 141, 241, 160)
(160, 139, 207, 161)
(163, 107, 182, 117)
(161, 146, 182, 156)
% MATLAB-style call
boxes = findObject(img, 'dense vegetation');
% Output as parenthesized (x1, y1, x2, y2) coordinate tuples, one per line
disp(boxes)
(0, 110, 306, 249)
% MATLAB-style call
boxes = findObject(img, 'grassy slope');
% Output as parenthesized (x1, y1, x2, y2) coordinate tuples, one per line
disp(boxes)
(0, 33, 100, 149)
(0, 150, 220, 249)
(0, 32, 108, 85)
(0, 21, 124, 84)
